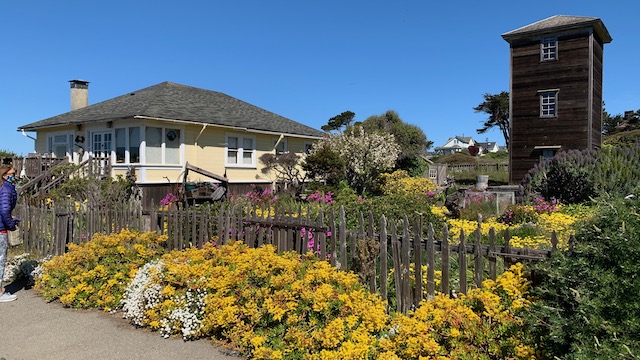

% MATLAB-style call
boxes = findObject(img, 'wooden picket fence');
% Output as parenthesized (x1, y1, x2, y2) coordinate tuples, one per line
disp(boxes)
(206, 204, 558, 313)
(16, 201, 562, 313)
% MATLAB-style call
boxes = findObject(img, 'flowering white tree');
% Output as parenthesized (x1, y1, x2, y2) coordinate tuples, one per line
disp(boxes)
(312, 126, 400, 194)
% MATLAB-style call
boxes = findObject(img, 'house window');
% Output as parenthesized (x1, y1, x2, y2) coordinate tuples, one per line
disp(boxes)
(143, 126, 181, 165)
(226, 134, 255, 167)
(129, 127, 140, 163)
(541, 36, 557, 61)
(273, 137, 287, 155)
(145, 127, 163, 163)
(165, 129, 180, 164)
(115, 128, 126, 163)
(540, 91, 558, 117)
(115, 127, 141, 164)
(48, 134, 73, 159)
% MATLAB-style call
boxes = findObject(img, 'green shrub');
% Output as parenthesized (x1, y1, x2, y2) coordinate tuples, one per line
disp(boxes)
(526, 195, 640, 359)
(521, 149, 597, 204)
(522, 146, 640, 204)
(593, 145, 640, 197)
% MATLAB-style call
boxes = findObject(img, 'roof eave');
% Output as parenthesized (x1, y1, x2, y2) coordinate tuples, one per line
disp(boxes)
(502, 19, 612, 44)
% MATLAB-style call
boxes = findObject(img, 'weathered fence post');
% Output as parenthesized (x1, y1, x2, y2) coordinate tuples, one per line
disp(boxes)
(441, 224, 450, 296)
(458, 229, 467, 294)
(379, 215, 388, 304)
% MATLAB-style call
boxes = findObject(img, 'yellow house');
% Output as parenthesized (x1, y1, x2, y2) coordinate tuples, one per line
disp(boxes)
(18, 80, 324, 202)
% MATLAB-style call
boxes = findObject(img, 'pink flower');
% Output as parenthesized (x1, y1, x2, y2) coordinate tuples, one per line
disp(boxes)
(326, 231, 332, 237)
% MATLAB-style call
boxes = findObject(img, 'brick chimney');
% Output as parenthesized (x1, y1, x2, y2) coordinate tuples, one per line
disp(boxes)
(69, 79, 89, 111)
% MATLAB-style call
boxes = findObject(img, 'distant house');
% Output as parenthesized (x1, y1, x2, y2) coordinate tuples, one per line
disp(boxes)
(434, 136, 476, 155)
(18, 80, 324, 201)
(476, 141, 500, 154)
(502, 15, 612, 184)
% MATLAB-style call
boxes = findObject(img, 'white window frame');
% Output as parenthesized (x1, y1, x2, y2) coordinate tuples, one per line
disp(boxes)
(91, 131, 113, 160)
(142, 126, 184, 165)
(115, 127, 142, 164)
(541, 36, 557, 61)
(539, 90, 558, 118)
(47, 132, 74, 160)
(225, 133, 256, 168)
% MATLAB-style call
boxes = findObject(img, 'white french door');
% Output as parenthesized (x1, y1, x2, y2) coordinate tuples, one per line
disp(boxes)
(92, 131, 113, 159)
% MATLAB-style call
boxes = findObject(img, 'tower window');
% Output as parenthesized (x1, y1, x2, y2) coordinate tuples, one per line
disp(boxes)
(541, 36, 557, 61)
(539, 91, 558, 117)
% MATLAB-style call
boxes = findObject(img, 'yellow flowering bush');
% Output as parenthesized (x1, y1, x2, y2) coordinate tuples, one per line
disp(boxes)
(34, 230, 167, 310)
(381, 170, 437, 196)
(380, 263, 535, 359)
(447, 218, 509, 241)
(34, 228, 541, 359)
(122, 241, 388, 359)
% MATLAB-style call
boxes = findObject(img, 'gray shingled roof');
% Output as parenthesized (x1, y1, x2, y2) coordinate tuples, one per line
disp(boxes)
(19, 82, 325, 138)
(502, 15, 612, 44)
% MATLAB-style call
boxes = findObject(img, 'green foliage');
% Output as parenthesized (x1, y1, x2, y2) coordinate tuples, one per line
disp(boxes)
(603, 129, 640, 147)
(522, 146, 640, 203)
(602, 106, 640, 137)
(433, 152, 478, 164)
(0, 149, 17, 158)
(330, 179, 444, 231)
(482, 150, 508, 160)
(521, 149, 597, 204)
(49, 170, 137, 206)
(360, 110, 433, 175)
(593, 146, 640, 197)
(526, 195, 640, 359)
(474, 91, 510, 147)
(301, 142, 345, 186)
(321, 110, 355, 132)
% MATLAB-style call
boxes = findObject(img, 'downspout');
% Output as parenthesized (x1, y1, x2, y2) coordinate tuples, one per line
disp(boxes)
(273, 134, 285, 153)
(194, 124, 208, 166)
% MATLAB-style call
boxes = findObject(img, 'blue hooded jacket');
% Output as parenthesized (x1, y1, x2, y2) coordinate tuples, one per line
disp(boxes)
(0, 180, 18, 231)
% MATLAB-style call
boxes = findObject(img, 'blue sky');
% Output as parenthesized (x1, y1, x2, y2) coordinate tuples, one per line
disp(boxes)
(1, 1, 637, 156)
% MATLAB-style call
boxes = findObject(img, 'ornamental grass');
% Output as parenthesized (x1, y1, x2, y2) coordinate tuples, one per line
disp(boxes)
(34, 230, 538, 359)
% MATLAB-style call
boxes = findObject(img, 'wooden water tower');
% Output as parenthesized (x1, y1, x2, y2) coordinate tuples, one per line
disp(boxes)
(502, 16, 612, 184)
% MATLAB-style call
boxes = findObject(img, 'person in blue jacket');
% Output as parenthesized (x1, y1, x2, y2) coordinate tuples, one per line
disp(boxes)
(0, 165, 19, 302)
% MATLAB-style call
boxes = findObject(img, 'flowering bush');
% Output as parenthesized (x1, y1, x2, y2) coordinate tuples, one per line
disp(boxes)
(380, 170, 437, 197)
(160, 193, 180, 207)
(34, 230, 167, 310)
(121, 242, 388, 358)
(305, 190, 335, 205)
(2, 253, 41, 285)
(379, 263, 535, 360)
(246, 188, 278, 205)
(32, 227, 541, 359)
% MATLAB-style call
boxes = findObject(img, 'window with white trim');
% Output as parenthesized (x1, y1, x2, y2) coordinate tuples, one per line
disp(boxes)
(144, 126, 182, 164)
(540, 91, 558, 117)
(115, 127, 141, 164)
(47, 133, 73, 159)
(226, 134, 255, 167)
(541, 36, 557, 61)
